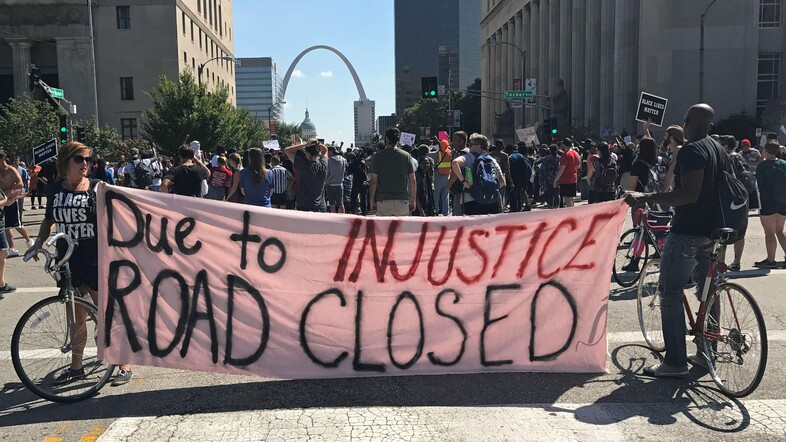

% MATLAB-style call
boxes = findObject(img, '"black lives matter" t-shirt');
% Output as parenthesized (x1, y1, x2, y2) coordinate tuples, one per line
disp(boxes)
(45, 179, 99, 260)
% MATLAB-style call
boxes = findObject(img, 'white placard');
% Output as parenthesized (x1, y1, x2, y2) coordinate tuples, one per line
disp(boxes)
(263, 140, 281, 151)
(400, 132, 416, 147)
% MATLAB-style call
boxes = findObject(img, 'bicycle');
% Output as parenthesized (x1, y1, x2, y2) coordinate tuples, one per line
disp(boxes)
(613, 204, 672, 287)
(11, 233, 115, 403)
(637, 228, 768, 397)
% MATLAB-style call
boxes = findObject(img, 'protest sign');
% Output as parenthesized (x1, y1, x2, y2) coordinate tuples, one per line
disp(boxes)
(635, 92, 668, 127)
(98, 186, 627, 379)
(400, 132, 416, 147)
(32, 138, 57, 165)
(516, 127, 540, 146)
(262, 140, 281, 151)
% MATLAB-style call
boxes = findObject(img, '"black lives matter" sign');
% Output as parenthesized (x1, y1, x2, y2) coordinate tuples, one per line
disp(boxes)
(636, 92, 668, 127)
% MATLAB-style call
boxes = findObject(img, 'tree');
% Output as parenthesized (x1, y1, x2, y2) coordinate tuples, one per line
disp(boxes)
(453, 78, 482, 134)
(398, 98, 446, 139)
(272, 121, 303, 148)
(0, 95, 59, 162)
(710, 110, 759, 143)
(142, 70, 269, 156)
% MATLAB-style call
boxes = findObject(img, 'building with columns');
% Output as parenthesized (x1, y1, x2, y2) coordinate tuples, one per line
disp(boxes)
(481, 0, 786, 140)
(0, 0, 235, 139)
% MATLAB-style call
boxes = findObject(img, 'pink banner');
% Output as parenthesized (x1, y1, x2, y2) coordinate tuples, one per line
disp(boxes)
(97, 185, 627, 379)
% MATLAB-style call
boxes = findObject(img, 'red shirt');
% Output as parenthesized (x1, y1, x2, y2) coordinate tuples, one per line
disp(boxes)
(209, 166, 233, 188)
(558, 148, 580, 184)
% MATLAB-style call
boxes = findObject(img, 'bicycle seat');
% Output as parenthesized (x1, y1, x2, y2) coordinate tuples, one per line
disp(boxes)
(710, 228, 738, 244)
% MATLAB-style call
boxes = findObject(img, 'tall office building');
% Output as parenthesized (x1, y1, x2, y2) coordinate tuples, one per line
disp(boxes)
(236, 57, 284, 128)
(0, 0, 235, 139)
(377, 114, 398, 134)
(394, 0, 481, 116)
(481, 0, 786, 139)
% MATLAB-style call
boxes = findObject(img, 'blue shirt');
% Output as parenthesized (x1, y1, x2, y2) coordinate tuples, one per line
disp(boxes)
(240, 168, 273, 207)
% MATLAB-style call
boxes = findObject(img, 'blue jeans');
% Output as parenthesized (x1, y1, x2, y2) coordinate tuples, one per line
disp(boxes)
(433, 175, 450, 216)
(658, 233, 711, 368)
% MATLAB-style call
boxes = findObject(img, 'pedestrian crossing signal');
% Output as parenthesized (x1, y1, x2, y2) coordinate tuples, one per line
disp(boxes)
(421, 76, 438, 98)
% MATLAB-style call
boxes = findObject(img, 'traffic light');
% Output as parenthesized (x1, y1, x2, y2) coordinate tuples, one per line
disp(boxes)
(421, 76, 438, 98)
(74, 125, 86, 143)
(58, 114, 69, 144)
(28, 65, 40, 92)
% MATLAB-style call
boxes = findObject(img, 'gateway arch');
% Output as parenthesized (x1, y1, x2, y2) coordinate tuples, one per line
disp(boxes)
(282, 45, 375, 146)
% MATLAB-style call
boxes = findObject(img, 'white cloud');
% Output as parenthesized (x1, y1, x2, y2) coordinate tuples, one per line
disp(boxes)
(319, 70, 333, 78)
(292, 70, 306, 78)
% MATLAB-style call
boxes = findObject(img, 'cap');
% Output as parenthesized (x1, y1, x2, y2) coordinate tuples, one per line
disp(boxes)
(741, 139, 751, 147)
(129, 147, 140, 158)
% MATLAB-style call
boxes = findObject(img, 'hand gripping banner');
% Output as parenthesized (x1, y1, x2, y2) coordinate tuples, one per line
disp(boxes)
(97, 184, 628, 379)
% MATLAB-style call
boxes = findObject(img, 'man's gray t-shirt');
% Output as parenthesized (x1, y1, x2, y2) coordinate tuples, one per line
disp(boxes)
(369, 147, 415, 202)
(326, 155, 347, 187)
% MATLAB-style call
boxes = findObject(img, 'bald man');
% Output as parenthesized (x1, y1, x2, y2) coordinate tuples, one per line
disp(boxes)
(626, 104, 735, 378)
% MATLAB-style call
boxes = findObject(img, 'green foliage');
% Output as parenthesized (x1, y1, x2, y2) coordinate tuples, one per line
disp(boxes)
(453, 78, 482, 134)
(398, 99, 446, 139)
(710, 110, 759, 143)
(142, 70, 269, 156)
(0, 95, 59, 162)
(272, 121, 303, 148)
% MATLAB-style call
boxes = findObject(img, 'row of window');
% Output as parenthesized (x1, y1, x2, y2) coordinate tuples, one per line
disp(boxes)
(760, 0, 783, 28)
(757, 52, 781, 118)
(181, 9, 234, 76)
(196, 0, 231, 41)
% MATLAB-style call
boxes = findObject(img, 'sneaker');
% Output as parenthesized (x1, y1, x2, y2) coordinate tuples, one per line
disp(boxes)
(7, 249, 18, 258)
(26, 239, 35, 249)
(687, 353, 710, 371)
(753, 259, 779, 269)
(30, 206, 37, 210)
(642, 363, 689, 378)
(0, 283, 16, 299)
(728, 264, 741, 272)
(111, 368, 134, 386)
(621, 260, 640, 272)
(53, 367, 86, 385)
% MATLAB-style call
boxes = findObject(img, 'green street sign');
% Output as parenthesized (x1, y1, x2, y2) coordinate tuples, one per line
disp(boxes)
(504, 90, 533, 99)
(49, 87, 64, 99)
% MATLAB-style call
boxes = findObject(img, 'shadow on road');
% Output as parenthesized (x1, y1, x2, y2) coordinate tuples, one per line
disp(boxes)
(548, 344, 750, 433)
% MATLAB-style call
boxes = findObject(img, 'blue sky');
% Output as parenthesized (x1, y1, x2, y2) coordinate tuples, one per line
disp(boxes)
(233, 0, 394, 144)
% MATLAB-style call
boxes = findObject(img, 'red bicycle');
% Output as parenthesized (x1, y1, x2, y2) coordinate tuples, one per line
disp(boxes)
(637, 228, 768, 397)
(613, 205, 671, 287)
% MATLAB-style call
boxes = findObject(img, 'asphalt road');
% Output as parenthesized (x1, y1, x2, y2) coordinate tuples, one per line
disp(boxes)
(0, 202, 784, 441)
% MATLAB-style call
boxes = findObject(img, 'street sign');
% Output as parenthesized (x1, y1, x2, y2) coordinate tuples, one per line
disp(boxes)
(755, 128, 763, 138)
(635, 92, 668, 127)
(438, 85, 446, 96)
(49, 87, 64, 99)
(453, 109, 461, 127)
(32, 138, 57, 165)
(504, 90, 533, 99)
(525, 78, 536, 104)
(511, 100, 523, 109)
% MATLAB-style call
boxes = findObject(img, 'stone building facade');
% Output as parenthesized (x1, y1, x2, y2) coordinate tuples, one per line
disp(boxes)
(0, 0, 235, 139)
(481, 0, 786, 139)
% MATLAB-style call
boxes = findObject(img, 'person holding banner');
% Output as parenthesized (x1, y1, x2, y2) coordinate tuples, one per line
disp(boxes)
(24, 141, 134, 385)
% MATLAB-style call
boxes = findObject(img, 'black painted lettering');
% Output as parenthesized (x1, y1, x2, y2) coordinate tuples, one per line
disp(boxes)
(105, 260, 142, 351)
(529, 281, 578, 362)
(145, 214, 174, 255)
(353, 290, 385, 372)
(230, 211, 261, 270)
(106, 191, 144, 248)
(148, 270, 189, 358)
(224, 275, 270, 366)
(299, 289, 349, 368)
(427, 289, 467, 366)
(257, 237, 286, 273)
(481, 284, 519, 367)
(180, 270, 218, 363)
(174, 218, 202, 255)
(386, 291, 425, 370)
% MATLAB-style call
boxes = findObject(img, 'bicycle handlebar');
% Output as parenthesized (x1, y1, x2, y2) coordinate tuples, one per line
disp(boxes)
(23, 233, 76, 274)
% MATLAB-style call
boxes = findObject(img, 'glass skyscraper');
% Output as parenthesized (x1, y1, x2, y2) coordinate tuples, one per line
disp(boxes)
(394, 0, 481, 116)
(235, 57, 284, 127)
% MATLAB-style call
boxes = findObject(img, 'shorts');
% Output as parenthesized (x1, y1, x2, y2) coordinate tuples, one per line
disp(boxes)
(271, 192, 287, 206)
(463, 200, 501, 215)
(326, 185, 343, 206)
(376, 199, 410, 217)
(760, 200, 786, 216)
(57, 239, 98, 291)
(286, 181, 296, 201)
(0, 229, 8, 250)
(3, 201, 21, 228)
(559, 183, 577, 198)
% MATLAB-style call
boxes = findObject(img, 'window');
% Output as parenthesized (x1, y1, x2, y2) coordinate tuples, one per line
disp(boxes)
(192, 57, 196, 69)
(182, 11, 186, 34)
(116, 6, 130, 29)
(199, 29, 203, 48)
(197, 0, 201, 13)
(121, 118, 138, 139)
(757, 52, 781, 118)
(183, 51, 187, 64)
(760, 0, 782, 28)
(219, 5, 223, 36)
(190, 20, 194, 42)
(120, 77, 134, 100)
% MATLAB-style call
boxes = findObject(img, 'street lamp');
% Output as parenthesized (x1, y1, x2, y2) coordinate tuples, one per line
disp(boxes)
(268, 101, 286, 133)
(699, 0, 718, 102)
(490, 40, 527, 124)
(198, 56, 234, 85)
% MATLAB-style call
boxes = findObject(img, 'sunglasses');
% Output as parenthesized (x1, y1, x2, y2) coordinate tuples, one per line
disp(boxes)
(71, 155, 93, 164)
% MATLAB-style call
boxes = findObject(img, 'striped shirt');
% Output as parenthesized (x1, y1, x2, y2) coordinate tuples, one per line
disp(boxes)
(269, 165, 292, 194)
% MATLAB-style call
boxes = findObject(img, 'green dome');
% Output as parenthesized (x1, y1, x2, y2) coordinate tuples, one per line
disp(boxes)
(300, 109, 317, 136)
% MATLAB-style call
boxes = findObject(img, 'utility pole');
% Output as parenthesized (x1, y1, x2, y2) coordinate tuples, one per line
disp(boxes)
(87, 0, 99, 124)
(699, 0, 718, 102)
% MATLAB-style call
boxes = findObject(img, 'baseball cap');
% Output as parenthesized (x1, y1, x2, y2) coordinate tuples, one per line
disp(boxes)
(740, 139, 751, 147)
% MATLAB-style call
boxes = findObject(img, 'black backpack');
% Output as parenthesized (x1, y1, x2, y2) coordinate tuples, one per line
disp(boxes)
(730, 154, 757, 196)
(131, 159, 154, 189)
(469, 153, 501, 205)
(593, 159, 618, 193)
(712, 162, 749, 243)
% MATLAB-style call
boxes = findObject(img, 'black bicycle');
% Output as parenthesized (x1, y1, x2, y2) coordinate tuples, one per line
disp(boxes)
(11, 233, 115, 403)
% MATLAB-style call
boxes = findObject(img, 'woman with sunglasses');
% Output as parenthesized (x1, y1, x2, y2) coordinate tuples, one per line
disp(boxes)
(25, 142, 134, 386)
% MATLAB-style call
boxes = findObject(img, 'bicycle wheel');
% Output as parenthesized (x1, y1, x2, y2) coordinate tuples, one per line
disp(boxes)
(11, 296, 115, 403)
(613, 228, 650, 287)
(637, 258, 665, 352)
(700, 282, 767, 398)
